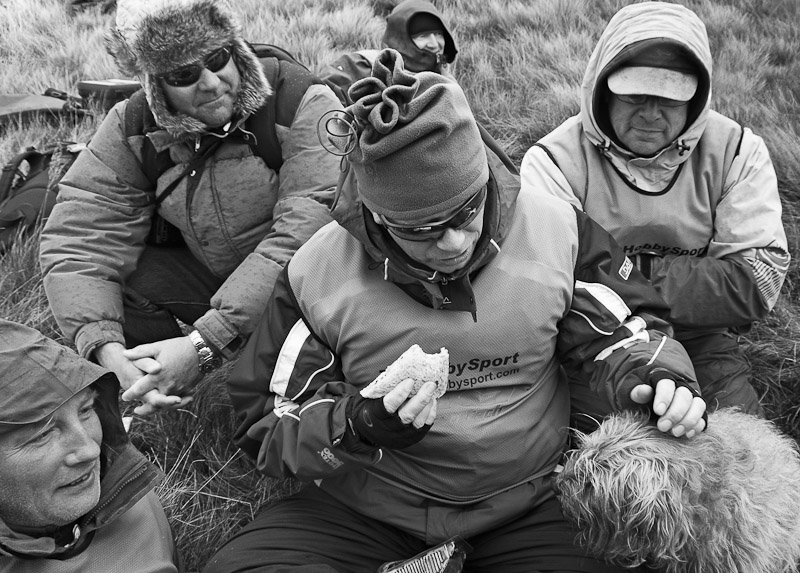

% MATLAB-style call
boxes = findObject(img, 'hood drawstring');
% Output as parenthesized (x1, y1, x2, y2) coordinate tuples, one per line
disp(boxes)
(676, 140, 691, 156)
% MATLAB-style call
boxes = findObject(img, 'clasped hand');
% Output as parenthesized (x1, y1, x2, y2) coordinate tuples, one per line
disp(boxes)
(96, 337, 202, 415)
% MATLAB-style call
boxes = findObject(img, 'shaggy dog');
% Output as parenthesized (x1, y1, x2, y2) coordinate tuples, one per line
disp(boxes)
(555, 408, 800, 573)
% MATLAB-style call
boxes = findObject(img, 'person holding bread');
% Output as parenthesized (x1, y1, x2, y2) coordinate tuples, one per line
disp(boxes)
(203, 49, 707, 573)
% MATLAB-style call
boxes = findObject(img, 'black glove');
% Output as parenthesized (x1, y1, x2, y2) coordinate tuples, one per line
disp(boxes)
(345, 394, 432, 450)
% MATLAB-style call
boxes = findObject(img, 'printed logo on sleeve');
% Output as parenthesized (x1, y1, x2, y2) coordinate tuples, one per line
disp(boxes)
(619, 256, 633, 280)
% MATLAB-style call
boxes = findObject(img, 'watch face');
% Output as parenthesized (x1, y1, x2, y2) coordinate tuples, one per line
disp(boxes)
(198, 350, 222, 372)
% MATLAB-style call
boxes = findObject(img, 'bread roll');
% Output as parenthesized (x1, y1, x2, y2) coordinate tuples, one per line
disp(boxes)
(360, 344, 449, 399)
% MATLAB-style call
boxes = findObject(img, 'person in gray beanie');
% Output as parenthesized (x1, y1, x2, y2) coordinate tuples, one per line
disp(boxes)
(0, 319, 179, 572)
(320, 0, 458, 105)
(202, 49, 707, 573)
(40, 0, 343, 414)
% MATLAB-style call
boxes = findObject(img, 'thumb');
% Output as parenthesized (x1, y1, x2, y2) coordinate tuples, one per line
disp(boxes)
(630, 383, 655, 405)
(123, 344, 157, 360)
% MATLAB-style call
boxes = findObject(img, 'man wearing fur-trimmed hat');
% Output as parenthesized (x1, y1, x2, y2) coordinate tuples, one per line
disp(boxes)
(202, 48, 706, 573)
(521, 2, 790, 434)
(0, 319, 179, 572)
(40, 0, 343, 414)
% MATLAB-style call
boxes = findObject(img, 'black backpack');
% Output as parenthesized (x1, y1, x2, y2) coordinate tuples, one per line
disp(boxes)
(0, 142, 84, 254)
(0, 43, 319, 251)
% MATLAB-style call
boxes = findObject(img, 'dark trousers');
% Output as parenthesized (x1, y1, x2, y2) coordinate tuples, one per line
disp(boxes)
(122, 245, 224, 346)
(202, 483, 629, 573)
(570, 330, 762, 434)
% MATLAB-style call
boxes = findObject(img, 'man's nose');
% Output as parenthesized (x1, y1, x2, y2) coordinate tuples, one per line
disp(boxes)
(420, 33, 439, 49)
(64, 425, 101, 466)
(640, 97, 664, 119)
(436, 227, 468, 250)
(196, 67, 222, 90)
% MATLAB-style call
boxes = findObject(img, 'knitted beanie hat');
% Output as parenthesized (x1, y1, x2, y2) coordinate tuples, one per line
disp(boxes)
(346, 49, 488, 220)
(105, 0, 269, 136)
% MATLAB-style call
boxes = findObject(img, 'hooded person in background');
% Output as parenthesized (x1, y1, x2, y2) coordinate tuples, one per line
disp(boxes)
(320, 0, 458, 105)
(520, 2, 790, 433)
(0, 320, 179, 573)
(40, 0, 342, 414)
(202, 49, 706, 573)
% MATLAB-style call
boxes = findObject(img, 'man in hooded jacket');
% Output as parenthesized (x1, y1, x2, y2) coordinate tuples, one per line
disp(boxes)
(40, 0, 341, 414)
(320, 0, 458, 105)
(0, 319, 179, 572)
(521, 2, 790, 432)
(202, 49, 706, 573)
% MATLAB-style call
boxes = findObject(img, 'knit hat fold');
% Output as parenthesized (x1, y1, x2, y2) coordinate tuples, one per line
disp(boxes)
(346, 49, 488, 220)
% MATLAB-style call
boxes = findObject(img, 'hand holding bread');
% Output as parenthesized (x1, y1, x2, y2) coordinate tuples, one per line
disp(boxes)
(345, 345, 448, 451)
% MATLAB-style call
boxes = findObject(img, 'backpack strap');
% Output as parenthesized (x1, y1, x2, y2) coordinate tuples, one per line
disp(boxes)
(248, 57, 282, 173)
(246, 44, 324, 173)
(123, 89, 174, 188)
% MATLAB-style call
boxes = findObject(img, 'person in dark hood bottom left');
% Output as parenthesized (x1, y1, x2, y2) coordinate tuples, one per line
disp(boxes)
(0, 319, 181, 573)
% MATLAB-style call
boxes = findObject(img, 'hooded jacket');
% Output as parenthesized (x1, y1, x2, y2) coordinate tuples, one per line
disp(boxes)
(39, 10, 341, 358)
(0, 320, 177, 572)
(520, 2, 790, 334)
(320, 0, 458, 105)
(225, 132, 699, 543)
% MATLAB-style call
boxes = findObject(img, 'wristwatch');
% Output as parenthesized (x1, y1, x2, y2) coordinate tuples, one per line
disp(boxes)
(189, 330, 223, 374)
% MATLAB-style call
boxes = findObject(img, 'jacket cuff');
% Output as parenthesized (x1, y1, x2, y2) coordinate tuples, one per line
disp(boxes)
(193, 309, 241, 360)
(75, 321, 126, 359)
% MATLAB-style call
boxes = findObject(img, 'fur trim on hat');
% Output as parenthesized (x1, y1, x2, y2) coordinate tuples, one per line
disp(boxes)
(105, 0, 270, 137)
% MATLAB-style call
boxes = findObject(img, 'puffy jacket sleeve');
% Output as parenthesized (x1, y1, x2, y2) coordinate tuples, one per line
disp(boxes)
(557, 209, 698, 411)
(647, 130, 791, 328)
(196, 84, 341, 355)
(227, 264, 381, 481)
(39, 101, 155, 358)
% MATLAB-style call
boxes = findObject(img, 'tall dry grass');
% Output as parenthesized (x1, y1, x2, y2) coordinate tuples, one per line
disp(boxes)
(1, 0, 798, 570)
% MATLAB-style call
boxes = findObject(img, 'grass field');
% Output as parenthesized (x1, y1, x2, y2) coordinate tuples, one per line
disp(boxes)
(1, 0, 798, 570)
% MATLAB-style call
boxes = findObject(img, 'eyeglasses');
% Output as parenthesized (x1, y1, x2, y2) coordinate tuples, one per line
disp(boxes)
(157, 46, 233, 87)
(614, 93, 688, 108)
(380, 186, 487, 242)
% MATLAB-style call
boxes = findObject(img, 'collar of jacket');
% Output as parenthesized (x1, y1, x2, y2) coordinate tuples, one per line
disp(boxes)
(146, 110, 251, 154)
(353, 167, 511, 321)
(0, 374, 164, 560)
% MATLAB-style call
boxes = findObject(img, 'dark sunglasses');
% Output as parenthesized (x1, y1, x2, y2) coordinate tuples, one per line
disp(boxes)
(380, 186, 487, 242)
(614, 93, 688, 108)
(158, 46, 233, 87)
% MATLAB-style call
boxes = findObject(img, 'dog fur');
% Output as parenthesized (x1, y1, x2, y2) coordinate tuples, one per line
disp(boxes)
(555, 408, 800, 573)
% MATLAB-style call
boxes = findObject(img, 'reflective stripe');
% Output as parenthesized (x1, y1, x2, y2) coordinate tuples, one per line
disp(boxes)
(594, 316, 650, 361)
(269, 319, 336, 401)
(575, 279, 631, 324)
(270, 319, 312, 396)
